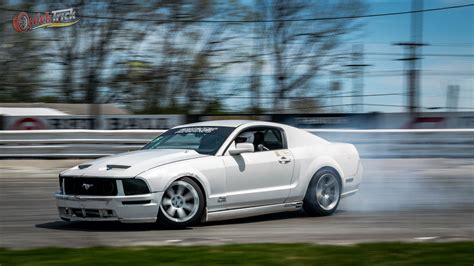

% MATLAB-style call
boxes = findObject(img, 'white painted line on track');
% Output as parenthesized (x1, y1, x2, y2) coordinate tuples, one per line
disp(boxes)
(414, 236, 439, 241)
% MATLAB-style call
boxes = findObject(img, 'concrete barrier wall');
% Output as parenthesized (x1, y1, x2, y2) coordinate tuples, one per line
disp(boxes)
(0, 129, 473, 158)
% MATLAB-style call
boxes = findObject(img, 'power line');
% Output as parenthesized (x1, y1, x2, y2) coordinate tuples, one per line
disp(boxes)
(211, 93, 403, 99)
(0, 3, 473, 23)
(362, 103, 474, 110)
(366, 52, 474, 57)
(2, 70, 473, 78)
(276, 103, 474, 111)
(348, 41, 473, 47)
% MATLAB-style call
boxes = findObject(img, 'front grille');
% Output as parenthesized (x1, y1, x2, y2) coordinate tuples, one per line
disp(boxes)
(59, 207, 116, 218)
(63, 177, 117, 196)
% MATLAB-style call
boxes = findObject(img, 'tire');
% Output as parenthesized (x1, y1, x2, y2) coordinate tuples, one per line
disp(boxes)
(157, 177, 205, 228)
(303, 168, 342, 216)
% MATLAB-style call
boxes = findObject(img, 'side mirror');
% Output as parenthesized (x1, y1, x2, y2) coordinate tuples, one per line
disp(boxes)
(229, 143, 254, 155)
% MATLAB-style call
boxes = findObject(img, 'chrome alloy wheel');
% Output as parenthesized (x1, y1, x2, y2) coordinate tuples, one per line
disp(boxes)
(315, 173, 340, 211)
(160, 180, 199, 223)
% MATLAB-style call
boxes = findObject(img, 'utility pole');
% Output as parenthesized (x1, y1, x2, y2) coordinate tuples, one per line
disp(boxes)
(346, 44, 370, 113)
(330, 70, 342, 113)
(249, 5, 262, 113)
(446, 85, 460, 111)
(395, 0, 428, 114)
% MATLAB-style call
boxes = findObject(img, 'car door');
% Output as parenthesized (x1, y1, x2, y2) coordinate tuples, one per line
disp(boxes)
(222, 127, 295, 209)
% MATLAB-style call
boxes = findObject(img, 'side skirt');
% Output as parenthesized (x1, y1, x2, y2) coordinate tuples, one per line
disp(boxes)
(341, 188, 359, 199)
(205, 201, 302, 222)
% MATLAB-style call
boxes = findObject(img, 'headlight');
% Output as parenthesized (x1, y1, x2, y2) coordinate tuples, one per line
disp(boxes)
(58, 175, 64, 194)
(122, 179, 150, 195)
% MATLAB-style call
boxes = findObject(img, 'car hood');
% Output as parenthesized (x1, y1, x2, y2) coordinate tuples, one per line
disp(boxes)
(61, 149, 207, 178)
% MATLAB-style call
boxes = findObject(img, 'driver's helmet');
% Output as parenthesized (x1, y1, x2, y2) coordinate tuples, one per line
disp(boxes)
(235, 131, 254, 144)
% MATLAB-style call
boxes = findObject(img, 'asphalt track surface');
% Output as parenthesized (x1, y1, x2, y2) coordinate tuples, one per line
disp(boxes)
(0, 159, 473, 248)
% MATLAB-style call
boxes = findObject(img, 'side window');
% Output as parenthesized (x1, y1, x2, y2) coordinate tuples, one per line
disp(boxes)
(262, 129, 284, 150)
(232, 127, 286, 153)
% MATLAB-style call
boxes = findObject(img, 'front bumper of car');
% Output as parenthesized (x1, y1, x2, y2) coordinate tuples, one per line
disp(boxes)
(55, 192, 164, 223)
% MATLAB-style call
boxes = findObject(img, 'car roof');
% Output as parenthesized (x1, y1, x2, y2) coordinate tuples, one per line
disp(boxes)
(174, 120, 290, 129)
(174, 120, 254, 128)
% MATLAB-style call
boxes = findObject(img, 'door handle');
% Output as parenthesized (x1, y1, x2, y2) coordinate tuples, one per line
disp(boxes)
(278, 156, 292, 164)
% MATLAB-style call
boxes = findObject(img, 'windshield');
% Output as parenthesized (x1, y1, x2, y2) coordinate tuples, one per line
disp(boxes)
(142, 126, 234, 155)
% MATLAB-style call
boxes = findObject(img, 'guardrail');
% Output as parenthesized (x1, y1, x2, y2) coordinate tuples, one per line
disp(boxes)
(0, 129, 473, 158)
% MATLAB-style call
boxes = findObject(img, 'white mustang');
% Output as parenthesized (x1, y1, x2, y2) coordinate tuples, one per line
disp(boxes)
(55, 120, 362, 228)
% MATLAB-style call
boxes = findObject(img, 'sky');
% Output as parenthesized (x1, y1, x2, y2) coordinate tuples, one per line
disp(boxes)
(345, 0, 473, 113)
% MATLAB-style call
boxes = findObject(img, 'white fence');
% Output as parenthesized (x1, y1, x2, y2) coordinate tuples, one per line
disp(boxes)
(0, 129, 473, 158)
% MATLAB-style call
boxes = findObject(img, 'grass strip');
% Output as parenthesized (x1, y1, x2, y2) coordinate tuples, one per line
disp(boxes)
(0, 242, 473, 265)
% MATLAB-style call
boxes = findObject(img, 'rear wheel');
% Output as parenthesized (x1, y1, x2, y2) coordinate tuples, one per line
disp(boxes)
(158, 177, 204, 228)
(303, 168, 341, 216)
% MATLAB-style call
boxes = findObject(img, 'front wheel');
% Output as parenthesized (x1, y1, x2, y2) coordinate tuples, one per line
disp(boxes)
(158, 177, 204, 228)
(303, 168, 341, 216)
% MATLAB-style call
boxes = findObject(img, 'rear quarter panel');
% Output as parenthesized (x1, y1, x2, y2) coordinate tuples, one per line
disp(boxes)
(285, 126, 361, 202)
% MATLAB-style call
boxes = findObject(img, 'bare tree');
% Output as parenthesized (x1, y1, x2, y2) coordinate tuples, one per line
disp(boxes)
(0, 0, 366, 115)
(45, 1, 169, 113)
(110, 0, 241, 113)
(257, 0, 366, 109)
(0, 1, 44, 102)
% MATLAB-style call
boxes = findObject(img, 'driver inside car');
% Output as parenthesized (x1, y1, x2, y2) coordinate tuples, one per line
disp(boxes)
(235, 131, 268, 151)
(235, 131, 254, 145)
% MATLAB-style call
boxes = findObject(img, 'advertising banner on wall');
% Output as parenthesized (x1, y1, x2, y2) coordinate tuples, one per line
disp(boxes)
(1, 113, 473, 130)
(3, 115, 185, 130)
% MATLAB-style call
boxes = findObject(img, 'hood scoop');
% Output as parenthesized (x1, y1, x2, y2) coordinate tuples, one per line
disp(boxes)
(78, 164, 92, 169)
(106, 164, 131, 170)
